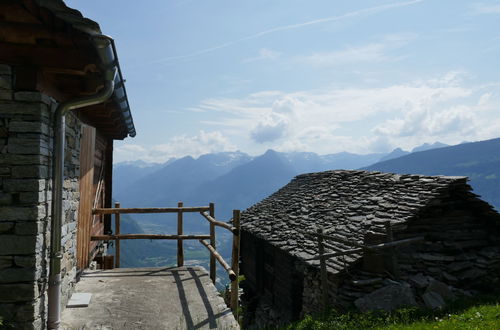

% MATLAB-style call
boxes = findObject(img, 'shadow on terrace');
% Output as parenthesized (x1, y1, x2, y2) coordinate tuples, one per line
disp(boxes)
(61, 203, 241, 329)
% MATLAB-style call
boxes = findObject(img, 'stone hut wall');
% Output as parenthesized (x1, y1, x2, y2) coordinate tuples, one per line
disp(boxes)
(0, 64, 81, 329)
(240, 232, 304, 328)
(305, 189, 500, 312)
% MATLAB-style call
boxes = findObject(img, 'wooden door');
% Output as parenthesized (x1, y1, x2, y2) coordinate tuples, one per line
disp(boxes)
(77, 125, 95, 270)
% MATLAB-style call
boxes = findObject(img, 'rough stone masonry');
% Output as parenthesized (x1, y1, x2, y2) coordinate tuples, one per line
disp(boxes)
(0, 64, 81, 329)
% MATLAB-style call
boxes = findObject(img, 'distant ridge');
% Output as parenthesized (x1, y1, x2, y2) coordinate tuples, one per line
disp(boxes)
(364, 137, 500, 209)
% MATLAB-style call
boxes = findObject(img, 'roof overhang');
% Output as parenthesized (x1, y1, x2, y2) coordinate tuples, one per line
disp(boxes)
(0, 0, 136, 139)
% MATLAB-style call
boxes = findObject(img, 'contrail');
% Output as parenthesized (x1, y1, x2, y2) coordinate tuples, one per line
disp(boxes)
(148, 0, 423, 65)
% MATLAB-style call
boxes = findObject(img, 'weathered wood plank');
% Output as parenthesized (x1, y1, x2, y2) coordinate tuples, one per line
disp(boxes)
(200, 211, 235, 232)
(209, 203, 216, 284)
(199, 240, 236, 281)
(91, 234, 211, 240)
(230, 210, 241, 319)
(77, 125, 95, 270)
(177, 202, 184, 267)
(93, 206, 210, 214)
(115, 202, 121, 268)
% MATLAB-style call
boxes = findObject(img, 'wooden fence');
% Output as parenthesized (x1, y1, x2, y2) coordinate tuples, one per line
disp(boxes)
(91, 202, 241, 317)
(306, 223, 424, 309)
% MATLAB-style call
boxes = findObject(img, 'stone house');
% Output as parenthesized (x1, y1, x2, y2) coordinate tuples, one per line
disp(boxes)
(240, 170, 500, 327)
(0, 1, 135, 329)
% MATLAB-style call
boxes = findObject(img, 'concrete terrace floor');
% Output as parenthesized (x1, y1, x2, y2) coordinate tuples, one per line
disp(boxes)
(61, 266, 239, 329)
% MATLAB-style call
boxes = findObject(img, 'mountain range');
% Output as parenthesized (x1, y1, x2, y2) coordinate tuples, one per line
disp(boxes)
(111, 138, 500, 272)
(113, 149, 392, 221)
(364, 138, 500, 210)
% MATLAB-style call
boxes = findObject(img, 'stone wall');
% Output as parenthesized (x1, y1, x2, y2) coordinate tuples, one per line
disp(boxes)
(299, 192, 500, 314)
(0, 64, 81, 329)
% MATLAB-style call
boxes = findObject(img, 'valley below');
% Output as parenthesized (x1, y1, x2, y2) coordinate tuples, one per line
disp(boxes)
(111, 138, 500, 287)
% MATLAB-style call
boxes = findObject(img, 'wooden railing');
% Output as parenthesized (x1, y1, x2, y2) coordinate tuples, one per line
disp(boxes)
(306, 223, 424, 310)
(91, 202, 241, 317)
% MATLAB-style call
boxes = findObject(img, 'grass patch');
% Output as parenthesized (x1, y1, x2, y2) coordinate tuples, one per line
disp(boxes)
(281, 295, 500, 330)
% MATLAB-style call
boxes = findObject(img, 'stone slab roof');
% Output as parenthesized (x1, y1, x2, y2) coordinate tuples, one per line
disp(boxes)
(241, 170, 489, 273)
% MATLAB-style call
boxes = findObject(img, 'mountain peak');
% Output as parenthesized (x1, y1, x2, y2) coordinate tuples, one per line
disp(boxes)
(412, 142, 448, 153)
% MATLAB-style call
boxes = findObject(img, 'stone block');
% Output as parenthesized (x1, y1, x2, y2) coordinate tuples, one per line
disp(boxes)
(9, 137, 50, 149)
(0, 154, 49, 166)
(0, 222, 14, 233)
(422, 291, 445, 309)
(0, 102, 50, 119)
(0, 75, 11, 90)
(15, 221, 44, 235)
(13, 319, 43, 330)
(0, 64, 11, 75)
(8, 143, 50, 156)
(0, 192, 13, 205)
(11, 165, 49, 179)
(0, 282, 38, 302)
(0, 303, 16, 322)
(425, 280, 455, 301)
(0, 256, 13, 269)
(0, 235, 39, 255)
(354, 283, 418, 312)
(9, 121, 49, 135)
(0, 166, 10, 175)
(0, 206, 42, 221)
(66, 221, 76, 234)
(19, 191, 48, 204)
(14, 256, 40, 269)
(408, 273, 432, 289)
(0, 267, 40, 283)
(14, 92, 52, 105)
(16, 301, 43, 323)
(0, 90, 12, 100)
(3, 179, 45, 192)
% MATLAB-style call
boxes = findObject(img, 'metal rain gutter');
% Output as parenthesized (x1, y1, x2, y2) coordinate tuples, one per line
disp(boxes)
(47, 35, 117, 330)
(108, 37, 136, 138)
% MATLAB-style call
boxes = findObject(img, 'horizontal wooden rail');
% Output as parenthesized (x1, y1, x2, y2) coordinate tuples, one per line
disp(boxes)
(93, 206, 210, 215)
(91, 234, 211, 241)
(199, 239, 236, 281)
(200, 211, 235, 232)
(307, 236, 424, 261)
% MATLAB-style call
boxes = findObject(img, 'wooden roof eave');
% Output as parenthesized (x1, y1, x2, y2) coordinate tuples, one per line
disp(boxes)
(0, 1, 135, 139)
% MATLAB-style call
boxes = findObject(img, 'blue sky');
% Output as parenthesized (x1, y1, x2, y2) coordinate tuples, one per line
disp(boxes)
(66, 0, 500, 163)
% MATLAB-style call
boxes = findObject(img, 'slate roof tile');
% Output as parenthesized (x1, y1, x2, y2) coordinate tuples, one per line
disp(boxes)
(241, 170, 476, 272)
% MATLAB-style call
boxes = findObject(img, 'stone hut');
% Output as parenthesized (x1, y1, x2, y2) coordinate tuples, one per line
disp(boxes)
(240, 170, 500, 327)
(0, 2, 135, 329)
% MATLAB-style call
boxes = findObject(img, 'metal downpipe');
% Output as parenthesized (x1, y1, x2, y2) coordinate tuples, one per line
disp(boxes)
(47, 35, 117, 329)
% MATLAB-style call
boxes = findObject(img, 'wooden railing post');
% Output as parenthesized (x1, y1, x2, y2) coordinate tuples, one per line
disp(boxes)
(230, 210, 241, 320)
(177, 201, 184, 267)
(114, 202, 121, 268)
(209, 202, 216, 284)
(317, 227, 328, 309)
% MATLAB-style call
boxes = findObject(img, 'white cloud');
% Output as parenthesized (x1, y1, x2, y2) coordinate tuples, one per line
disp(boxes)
(302, 44, 390, 66)
(473, 3, 500, 14)
(250, 113, 289, 143)
(114, 144, 148, 162)
(195, 71, 500, 155)
(146, 0, 423, 65)
(115, 131, 237, 163)
(299, 33, 416, 66)
(116, 72, 500, 161)
(242, 48, 281, 63)
(373, 104, 477, 138)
